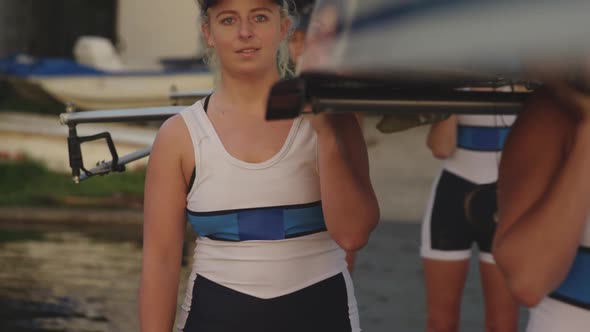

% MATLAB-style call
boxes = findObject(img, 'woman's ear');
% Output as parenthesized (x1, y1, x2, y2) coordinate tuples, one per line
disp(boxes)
(201, 23, 214, 48)
(280, 16, 292, 40)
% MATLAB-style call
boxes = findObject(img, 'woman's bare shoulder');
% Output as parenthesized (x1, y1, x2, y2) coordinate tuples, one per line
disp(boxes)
(510, 90, 576, 148)
(521, 90, 576, 130)
(155, 114, 190, 145)
(150, 114, 194, 164)
(500, 90, 574, 182)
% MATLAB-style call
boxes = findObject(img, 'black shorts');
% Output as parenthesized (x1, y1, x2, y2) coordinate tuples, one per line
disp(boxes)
(421, 170, 498, 262)
(180, 273, 355, 332)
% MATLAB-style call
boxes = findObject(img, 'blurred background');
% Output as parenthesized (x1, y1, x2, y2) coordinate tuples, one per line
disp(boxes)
(0, 0, 529, 331)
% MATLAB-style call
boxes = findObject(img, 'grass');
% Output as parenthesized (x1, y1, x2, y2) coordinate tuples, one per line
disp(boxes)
(0, 84, 146, 209)
(0, 159, 145, 208)
(0, 229, 46, 243)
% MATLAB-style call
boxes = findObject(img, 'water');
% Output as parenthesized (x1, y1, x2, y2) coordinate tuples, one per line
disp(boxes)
(0, 224, 148, 332)
(0, 222, 529, 332)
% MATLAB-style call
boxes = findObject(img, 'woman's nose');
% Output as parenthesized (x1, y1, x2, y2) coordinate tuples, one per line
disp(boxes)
(238, 21, 254, 40)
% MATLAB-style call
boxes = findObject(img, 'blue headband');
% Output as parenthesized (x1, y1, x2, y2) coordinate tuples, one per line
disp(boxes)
(202, 0, 284, 12)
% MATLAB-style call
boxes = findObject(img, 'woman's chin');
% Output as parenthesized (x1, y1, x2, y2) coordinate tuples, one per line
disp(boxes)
(228, 63, 278, 79)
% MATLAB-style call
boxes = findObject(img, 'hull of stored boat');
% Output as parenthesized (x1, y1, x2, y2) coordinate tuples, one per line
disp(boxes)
(21, 72, 213, 110)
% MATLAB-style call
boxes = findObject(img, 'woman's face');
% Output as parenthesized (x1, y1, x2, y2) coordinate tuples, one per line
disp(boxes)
(202, 0, 289, 77)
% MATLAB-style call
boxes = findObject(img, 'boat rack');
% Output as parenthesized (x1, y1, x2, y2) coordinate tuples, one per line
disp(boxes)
(61, 88, 215, 183)
(60, 104, 184, 183)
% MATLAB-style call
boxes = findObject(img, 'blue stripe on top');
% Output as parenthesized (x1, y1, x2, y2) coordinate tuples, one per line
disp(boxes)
(186, 201, 326, 241)
(550, 247, 590, 310)
(457, 125, 511, 151)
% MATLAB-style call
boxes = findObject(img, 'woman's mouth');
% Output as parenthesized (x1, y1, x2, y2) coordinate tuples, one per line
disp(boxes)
(236, 48, 260, 57)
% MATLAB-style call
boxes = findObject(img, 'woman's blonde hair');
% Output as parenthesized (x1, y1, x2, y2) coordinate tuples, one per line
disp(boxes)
(197, 0, 295, 83)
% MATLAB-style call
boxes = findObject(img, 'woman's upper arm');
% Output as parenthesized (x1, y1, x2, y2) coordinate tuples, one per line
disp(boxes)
(495, 94, 568, 243)
(340, 114, 372, 187)
(143, 115, 192, 253)
(140, 115, 192, 332)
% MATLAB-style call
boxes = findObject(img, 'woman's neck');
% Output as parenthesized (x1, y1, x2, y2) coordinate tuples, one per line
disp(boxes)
(215, 69, 281, 117)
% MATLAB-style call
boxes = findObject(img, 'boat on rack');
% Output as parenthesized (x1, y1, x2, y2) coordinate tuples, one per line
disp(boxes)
(0, 37, 213, 110)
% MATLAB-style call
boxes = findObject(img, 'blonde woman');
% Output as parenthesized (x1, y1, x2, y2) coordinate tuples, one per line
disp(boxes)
(138, 1, 379, 331)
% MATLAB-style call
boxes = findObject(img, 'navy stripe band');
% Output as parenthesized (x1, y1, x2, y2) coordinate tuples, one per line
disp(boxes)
(549, 293, 590, 311)
(186, 201, 326, 241)
(549, 247, 590, 310)
(457, 125, 510, 151)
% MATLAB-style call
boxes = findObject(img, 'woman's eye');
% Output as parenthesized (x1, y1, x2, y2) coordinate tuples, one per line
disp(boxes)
(221, 17, 235, 25)
(254, 15, 268, 23)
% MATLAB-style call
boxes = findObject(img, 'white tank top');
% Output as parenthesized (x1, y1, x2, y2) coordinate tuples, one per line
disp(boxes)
(179, 101, 347, 299)
(443, 114, 516, 184)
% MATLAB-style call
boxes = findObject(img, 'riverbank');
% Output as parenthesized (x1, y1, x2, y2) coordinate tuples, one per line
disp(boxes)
(0, 206, 143, 226)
